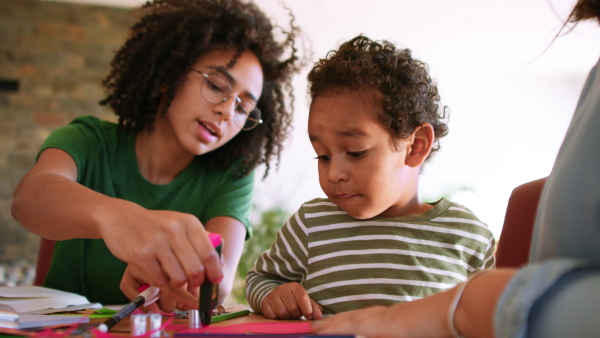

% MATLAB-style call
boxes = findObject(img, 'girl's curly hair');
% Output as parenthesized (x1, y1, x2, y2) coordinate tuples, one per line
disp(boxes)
(307, 35, 448, 161)
(567, 0, 600, 25)
(100, 0, 306, 178)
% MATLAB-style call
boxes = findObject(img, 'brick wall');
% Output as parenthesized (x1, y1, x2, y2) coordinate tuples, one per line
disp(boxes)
(0, 0, 135, 283)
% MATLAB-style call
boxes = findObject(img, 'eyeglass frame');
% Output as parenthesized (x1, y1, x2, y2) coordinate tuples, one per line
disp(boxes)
(190, 68, 263, 131)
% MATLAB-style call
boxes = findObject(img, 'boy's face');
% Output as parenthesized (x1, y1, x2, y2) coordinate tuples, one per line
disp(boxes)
(308, 91, 421, 219)
(157, 49, 264, 156)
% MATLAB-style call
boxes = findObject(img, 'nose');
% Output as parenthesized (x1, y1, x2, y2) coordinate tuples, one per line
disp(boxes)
(326, 157, 349, 183)
(215, 95, 237, 121)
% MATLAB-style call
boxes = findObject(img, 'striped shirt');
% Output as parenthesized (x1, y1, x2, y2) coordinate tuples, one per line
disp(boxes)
(246, 198, 496, 315)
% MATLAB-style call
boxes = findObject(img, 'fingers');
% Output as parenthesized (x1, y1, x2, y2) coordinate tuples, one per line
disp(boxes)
(156, 292, 177, 313)
(309, 298, 323, 320)
(187, 226, 223, 287)
(120, 266, 146, 301)
(144, 302, 162, 314)
(261, 283, 315, 319)
(293, 287, 315, 319)
(130, 213, 223, 290)
(160, 215, 223, 288)
(112, 210, 224, 310)
(147, 247, 184, 288)
(158, 283, 199, 310)
(311, 314, 353, 334)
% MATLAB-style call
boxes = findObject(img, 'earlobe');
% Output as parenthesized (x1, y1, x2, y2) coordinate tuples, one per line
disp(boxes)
(159, 83, 169, 93)
(406, 123, 434, 167)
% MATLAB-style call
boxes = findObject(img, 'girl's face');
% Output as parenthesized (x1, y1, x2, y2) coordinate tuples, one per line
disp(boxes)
(308, 91, 422, 219)
(159, 49, 264, 156)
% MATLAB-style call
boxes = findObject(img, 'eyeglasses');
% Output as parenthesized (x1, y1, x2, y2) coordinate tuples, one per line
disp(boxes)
(191, 69, 262, 131)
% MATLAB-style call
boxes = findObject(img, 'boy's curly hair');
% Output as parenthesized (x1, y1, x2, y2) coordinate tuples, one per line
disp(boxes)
(100, 0, 306, 178)
(307, 35, 448, 160)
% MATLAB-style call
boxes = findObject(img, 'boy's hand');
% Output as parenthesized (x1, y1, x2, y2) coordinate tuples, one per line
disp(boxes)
(260, 282, 322, 320)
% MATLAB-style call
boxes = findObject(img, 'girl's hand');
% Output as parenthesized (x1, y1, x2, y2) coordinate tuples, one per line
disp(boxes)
(261, 282, 322, 320)
(120, 265, 200, 313)
(105, 209, 222, 309)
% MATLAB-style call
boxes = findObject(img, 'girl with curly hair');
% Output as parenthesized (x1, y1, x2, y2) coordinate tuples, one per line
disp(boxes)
(11, 0, 305, 310)
(245, 35, 495, 320)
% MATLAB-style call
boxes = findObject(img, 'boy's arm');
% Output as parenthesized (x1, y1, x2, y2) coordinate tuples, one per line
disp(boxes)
(246, 210, 309, 313)
(482, 235, 497, 270)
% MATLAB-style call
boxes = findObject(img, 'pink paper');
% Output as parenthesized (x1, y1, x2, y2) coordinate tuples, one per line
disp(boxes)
(177, 321, 313, 334)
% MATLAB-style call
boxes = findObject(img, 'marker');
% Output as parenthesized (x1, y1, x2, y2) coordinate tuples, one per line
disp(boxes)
(98, 285, 160, 333)
(199, 233, 223, 327)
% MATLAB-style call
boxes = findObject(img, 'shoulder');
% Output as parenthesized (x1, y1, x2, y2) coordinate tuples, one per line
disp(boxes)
(41, 116, 122, 155)
(50, 116, 121, 144)
(291, 197, 360, 229)
(298, 197, 343, 215)
(68, 115, 118, 132)
(440, 199, 483, 221)
(435, 198, 494, 239)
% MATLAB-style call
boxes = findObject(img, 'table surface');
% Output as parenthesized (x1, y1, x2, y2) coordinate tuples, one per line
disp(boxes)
(90, 311, 306, 336)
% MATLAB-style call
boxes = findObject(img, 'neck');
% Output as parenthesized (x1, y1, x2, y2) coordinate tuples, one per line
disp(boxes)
(135, 126, 194, 185)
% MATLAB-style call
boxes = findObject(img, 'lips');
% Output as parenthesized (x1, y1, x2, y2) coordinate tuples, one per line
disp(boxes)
(198, 121, 221, 137)
(335, 193, 357, 199)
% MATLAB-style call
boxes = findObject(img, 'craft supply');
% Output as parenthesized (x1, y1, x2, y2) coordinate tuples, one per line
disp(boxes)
(131, 313, 162, 337)
(188, 309, 200, 329)
(98, 285, 159, 333)
(199, 233, 223, 327)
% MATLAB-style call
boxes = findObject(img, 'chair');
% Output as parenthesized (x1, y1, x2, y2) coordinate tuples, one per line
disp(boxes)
(33, 238, 56, 286)
(495, 177, 547, 268)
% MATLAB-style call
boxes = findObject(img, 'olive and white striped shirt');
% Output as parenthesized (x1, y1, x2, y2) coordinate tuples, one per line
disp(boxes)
(246, 198, 496, 315)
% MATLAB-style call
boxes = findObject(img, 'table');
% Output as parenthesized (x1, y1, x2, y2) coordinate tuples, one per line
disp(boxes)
(89, 311, 307, 336)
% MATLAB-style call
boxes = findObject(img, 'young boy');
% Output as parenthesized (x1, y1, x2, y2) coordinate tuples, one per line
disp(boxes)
(245, 35, 495, 320)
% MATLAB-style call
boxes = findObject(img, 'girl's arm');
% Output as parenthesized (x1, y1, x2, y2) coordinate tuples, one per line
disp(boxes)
(12, 148, 222, 302)
(204, 216, 247, 304)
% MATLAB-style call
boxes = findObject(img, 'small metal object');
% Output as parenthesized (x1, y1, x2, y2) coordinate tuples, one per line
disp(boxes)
(131, 313, 162, 337)
(188, 309, 200, 329)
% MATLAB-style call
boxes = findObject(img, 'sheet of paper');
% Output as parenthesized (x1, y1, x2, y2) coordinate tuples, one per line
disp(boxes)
(177, 321, 313, 334)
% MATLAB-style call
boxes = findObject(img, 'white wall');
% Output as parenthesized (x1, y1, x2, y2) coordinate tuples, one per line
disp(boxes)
(51, 0, 600, 240)
(250, 0, 600, 241)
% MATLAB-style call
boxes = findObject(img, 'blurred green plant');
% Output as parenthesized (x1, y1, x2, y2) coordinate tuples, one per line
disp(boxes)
(229, 207, 290, 304)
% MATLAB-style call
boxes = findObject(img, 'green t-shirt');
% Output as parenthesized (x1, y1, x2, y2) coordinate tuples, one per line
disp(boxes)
(40, 115, 254, 304)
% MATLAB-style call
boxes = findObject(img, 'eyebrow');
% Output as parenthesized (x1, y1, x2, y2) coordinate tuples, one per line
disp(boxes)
(308, 128, 370, 142)
(208, 66, 259, 102)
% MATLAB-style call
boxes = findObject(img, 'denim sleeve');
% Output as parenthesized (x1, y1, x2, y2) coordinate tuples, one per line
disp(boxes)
(494, 259, 600, 338)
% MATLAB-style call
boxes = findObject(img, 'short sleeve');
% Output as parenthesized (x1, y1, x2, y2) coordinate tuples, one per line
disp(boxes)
(37, 116, 105, 180)
(494, 259, 600, 338)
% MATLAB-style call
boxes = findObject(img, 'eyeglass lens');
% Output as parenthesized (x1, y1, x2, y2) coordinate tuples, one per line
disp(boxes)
(200, 73, 261, 130)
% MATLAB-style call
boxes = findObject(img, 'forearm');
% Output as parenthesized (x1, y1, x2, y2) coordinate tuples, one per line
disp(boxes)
(205, 217, 247, 304)
(12, 170, 136, 240)
(454, 269, 517, 337)
(245, 272, 283, 313)
(371, 269, 516, 337)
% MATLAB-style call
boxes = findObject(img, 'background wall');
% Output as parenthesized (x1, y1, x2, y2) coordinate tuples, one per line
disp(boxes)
(249, 0, 600, 240)
(2, 0, 600, 286)
(0, 0, 134, 285)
